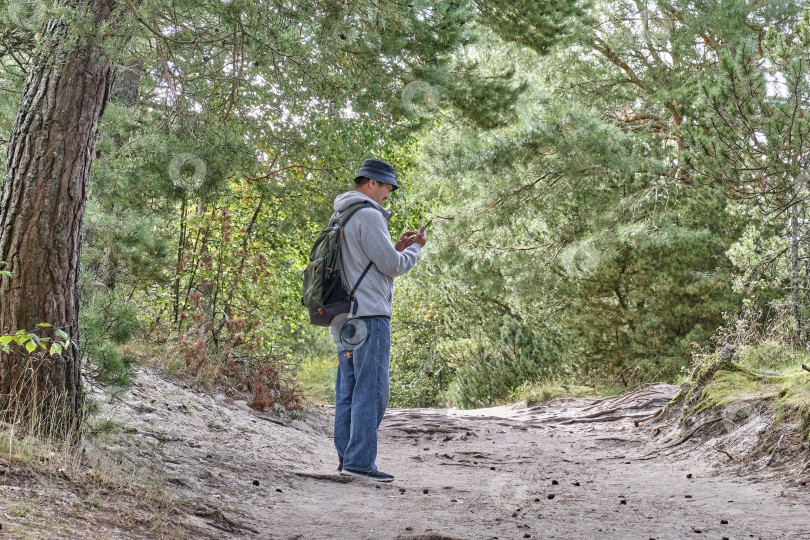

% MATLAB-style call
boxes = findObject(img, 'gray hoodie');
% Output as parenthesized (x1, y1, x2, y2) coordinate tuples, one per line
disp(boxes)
(332, 191, 421, 318)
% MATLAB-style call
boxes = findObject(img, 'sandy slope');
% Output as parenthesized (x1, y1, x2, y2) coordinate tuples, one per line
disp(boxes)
(11, 368, 810, 539)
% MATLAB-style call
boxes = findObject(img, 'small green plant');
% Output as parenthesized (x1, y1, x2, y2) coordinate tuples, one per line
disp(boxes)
(83, 494, 102, 509)
(78, 286, 140, 390)
(0, 325, 71, 357)
(444, 318, 566, 409)
(8, 501, 31, 517)
(89, 419, 125, 436)
(512, 379, 601, 406)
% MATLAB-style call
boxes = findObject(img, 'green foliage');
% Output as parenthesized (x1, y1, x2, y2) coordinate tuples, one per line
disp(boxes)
(444, 60, 528, 129)
(296, 354, 338, 405)
(389, 286, 449, 408)
(83, 200, 174, 288)
(388, 0, 803, 404)
(477, 0, 591, 53)
(687, 36, 810, 210)
(444, 316, 566, 408)
(684, 6, 810, 346)
(79, 287, 139, 389)
(513, 379, 607, 407)
(0, 325, 70, 357)
(560, 190, 743, 383)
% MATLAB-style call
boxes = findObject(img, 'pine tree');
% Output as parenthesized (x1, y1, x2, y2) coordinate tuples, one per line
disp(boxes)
(396, 0, 804, 402)
(0, 0, 139, 433)
(686, 9, 810, 345)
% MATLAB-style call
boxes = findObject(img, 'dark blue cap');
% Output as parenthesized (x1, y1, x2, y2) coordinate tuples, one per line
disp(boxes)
(354, 158, 398, 190)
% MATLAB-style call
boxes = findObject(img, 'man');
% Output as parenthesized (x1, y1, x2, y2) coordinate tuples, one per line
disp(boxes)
(331, 158, 427, 482)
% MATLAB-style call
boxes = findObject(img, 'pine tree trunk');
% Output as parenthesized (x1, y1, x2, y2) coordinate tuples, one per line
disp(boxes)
(0, 0, 134, 434)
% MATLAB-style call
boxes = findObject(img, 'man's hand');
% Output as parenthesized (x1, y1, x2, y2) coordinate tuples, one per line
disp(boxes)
(413, 223, 428, 247)
(395, 231, 418, 252)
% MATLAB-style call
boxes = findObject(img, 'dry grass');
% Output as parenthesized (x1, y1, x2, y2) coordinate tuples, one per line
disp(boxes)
(124, 333, 306, 414)
(0, 361, 186, 538)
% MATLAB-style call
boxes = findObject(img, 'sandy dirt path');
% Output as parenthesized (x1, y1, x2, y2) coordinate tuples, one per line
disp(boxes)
(92, 369, 810, 539)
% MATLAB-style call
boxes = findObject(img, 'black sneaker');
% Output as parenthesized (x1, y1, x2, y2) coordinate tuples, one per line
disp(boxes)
(337, 456, 343, 473)
(340, 468, 394, 482)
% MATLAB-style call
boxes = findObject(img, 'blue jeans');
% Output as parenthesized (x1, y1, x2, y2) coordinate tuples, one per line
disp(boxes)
(333, 316, 391, 473)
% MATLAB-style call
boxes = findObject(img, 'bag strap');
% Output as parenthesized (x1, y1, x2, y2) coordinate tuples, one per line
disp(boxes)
(334, 201, 375, 316)
(349, 261, 374, 316)
(332, 201, 371, 227)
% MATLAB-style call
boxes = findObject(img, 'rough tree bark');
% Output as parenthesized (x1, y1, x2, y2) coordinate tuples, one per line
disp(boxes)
(0, 0, 137, 434)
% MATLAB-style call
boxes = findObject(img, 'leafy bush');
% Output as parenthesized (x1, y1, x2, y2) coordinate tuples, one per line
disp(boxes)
(80, 288, 140, 389)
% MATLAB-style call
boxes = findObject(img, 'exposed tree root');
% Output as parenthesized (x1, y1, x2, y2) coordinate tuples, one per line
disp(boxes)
(194, 506, 260, 534)
(635, 384, 688, 426)
(294, 471, 354, 483)
(562, 413, 651, 424)
(582, 383, 668, 410)
(577, 398, 671, 421)
(713, 446, 735, 461)
(767, 434, 786, 466)
(663, 417, 723, 448)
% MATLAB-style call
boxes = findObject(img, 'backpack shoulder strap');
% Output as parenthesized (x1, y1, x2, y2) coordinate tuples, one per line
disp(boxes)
(334, 201, 375, 315)
(349, 261, 374, 316)
(334, 201, 372, 227)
